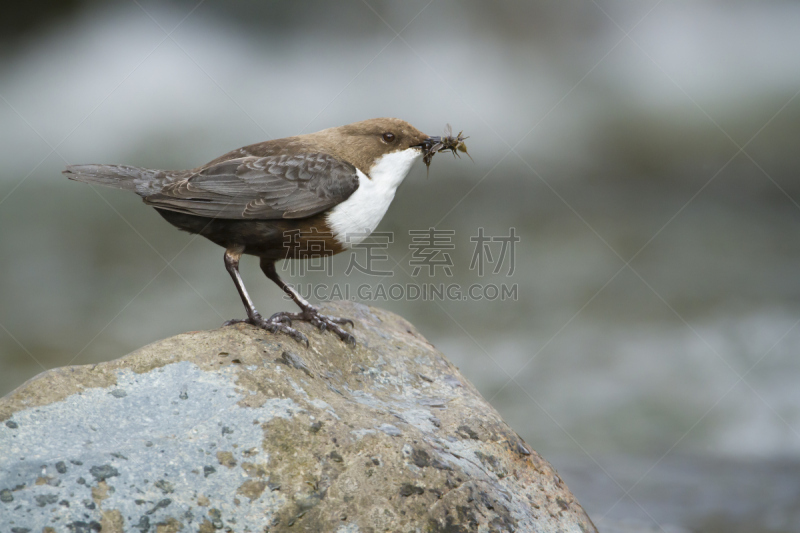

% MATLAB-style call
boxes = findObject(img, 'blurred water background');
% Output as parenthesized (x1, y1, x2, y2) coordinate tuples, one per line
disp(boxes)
(2, 1, 800, 531)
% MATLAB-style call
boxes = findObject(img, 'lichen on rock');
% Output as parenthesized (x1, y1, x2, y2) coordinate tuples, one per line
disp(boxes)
(0, 302, 596, 532)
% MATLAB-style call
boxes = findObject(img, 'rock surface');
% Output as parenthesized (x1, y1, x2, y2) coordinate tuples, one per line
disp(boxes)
(0, 302, 596, 533)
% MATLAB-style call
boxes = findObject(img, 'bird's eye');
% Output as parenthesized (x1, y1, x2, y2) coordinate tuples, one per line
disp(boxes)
(382, 132, 396, 143)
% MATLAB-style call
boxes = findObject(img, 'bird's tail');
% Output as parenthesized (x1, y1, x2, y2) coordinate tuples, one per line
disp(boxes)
(63, 164, 171, 197)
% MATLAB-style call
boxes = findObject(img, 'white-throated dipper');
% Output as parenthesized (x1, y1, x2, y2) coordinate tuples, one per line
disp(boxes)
(64, 118, 467, 345)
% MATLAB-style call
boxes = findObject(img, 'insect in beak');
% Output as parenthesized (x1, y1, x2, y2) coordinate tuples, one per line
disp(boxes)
(415, 124, 471, 177)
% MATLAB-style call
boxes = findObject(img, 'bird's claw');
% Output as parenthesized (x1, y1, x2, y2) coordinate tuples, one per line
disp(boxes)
(267, 312, 294, 325)
(224, 309, 354, 346)
(223, 313, 308, 346)
(305, 311, 356, 345)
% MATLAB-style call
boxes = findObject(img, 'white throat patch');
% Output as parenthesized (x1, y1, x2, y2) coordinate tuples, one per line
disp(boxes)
(326, 147, 421, 247)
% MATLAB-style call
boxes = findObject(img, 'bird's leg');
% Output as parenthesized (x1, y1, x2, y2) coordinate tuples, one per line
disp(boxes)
(222, 246, 307, 344)
(260, 258, 355, 346)
(223, 246, 260, 322)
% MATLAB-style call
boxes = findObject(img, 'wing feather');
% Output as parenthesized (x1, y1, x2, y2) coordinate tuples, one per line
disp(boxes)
(143, 153, 359, 220)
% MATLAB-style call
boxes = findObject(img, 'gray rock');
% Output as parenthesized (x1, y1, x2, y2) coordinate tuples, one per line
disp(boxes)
(0, 302, 597, 533)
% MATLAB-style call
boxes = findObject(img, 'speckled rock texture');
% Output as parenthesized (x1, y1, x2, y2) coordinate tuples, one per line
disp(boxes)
(0, 302, 597, 533)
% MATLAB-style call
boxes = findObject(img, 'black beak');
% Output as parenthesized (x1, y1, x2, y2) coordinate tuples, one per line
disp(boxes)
(414, 136, 443, 153)
(415, 137, 446, 169)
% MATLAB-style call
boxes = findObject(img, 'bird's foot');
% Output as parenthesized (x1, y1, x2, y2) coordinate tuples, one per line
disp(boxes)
(272, 307, 356, 346)
(223, 313, 309, 346)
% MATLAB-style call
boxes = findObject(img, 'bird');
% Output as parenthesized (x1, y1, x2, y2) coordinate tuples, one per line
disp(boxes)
(63, 118, 458, 346)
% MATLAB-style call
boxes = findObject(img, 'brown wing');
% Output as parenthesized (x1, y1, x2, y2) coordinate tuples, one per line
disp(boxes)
(143, 153, 359, 219)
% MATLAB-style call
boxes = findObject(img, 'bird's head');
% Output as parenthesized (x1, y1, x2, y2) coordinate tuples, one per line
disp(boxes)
(306, 118, 433, 178)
